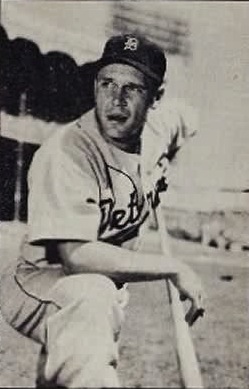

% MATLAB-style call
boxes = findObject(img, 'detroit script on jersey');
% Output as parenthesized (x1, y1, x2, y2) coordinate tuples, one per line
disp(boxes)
(74, 110, 169, 247)
(27, 109, 170, 255)
(97, 156, 168, 246)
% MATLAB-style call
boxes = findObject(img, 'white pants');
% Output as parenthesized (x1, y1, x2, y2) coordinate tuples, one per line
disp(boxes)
(0, 262, 128, 388)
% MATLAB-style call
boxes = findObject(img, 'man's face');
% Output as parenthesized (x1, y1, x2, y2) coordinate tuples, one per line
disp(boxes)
(94, 63, 152, 152)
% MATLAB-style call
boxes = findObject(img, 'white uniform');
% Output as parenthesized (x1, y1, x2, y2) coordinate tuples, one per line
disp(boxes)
(0, 109, 163, 387)
(0, 102, 196, 388)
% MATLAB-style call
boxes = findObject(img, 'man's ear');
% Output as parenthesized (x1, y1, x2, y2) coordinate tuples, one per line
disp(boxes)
(150, 86, 165, 109)
(155, 86, 165, 103)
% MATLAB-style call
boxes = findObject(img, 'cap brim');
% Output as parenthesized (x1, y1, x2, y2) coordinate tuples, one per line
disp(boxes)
(94, 56, 161, 84)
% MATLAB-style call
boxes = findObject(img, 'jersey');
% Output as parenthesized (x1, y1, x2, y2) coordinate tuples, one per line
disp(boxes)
(24, 109, 168, 265)
(142, 97, 197, 176)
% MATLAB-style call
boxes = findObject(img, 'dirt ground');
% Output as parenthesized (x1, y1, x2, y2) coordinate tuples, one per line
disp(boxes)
(0, 226, 249, 388)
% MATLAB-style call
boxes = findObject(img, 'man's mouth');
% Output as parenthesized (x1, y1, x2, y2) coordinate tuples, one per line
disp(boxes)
(107, 113, 128, 123)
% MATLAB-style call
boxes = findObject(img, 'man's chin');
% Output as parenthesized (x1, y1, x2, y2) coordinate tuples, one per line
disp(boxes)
(107, 120, 128, 130)
(103, 122, 129, 138)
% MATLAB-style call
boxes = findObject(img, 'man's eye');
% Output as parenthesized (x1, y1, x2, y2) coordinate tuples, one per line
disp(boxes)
(100, 80, 113, 88)
(125, 85, 146, 95)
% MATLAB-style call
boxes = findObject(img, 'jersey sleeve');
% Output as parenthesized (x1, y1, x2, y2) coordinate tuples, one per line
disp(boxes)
(27, 136, 100, 244)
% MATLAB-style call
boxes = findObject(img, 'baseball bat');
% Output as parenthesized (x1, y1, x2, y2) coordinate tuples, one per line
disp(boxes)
(155, 206, 204, 388)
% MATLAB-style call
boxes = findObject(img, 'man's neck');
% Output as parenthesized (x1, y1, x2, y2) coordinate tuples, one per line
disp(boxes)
(108, 136, 141, 154)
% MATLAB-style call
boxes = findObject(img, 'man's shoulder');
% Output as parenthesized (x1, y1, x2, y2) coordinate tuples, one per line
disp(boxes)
(146, 97, 198, 139)
(31, 109, 111, 178)
(37, 109, 97, 157)
(62, 109, 97, 153)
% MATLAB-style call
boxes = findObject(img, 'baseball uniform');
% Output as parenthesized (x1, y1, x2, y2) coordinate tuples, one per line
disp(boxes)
(0, 31, 197, 386)
(0, 95, 197, 387)
(0, 107, 170, 387)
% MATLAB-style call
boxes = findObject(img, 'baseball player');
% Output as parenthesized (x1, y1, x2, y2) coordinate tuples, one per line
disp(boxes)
(0, 34, 205, 388)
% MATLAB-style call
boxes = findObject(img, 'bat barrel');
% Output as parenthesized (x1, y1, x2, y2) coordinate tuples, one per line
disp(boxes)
(167, 280, 204, 388)
(156, 207, 204, 388)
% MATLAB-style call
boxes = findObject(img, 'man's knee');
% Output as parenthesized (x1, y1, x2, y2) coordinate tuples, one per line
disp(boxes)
(40, 275, 121, 386)
(48, 273, 117, 308)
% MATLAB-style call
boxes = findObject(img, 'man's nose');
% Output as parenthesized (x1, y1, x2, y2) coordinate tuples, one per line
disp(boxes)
(112, 86, 126, 106)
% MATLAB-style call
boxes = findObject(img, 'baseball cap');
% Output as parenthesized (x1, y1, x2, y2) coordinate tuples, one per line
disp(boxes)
(95, 34, 167, 85)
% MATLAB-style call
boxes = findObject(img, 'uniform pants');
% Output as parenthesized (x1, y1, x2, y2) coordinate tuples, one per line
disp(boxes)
(0, 261, 128, 388)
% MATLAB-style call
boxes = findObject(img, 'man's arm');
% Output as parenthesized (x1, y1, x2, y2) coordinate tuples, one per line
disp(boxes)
(57, 240, 205, 325)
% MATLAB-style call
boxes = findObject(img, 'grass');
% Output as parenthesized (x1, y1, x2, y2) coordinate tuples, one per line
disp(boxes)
(0, 225, 248, 387)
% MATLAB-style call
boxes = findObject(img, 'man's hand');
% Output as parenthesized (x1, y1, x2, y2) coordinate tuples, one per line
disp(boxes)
(170, 265, 206, 326)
